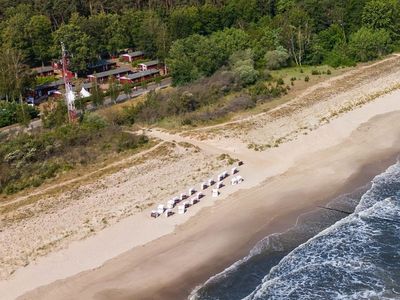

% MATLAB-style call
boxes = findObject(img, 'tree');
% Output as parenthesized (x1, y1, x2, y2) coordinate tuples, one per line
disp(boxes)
(276, 7, 313, 66)
(91, 81, 104, 107)
(27, 15, 52, 65)
(52, 23, 96, 73)
(108, 78, 120, 104)
(168, 6, 201, 40)
(349, 27, 391, 62)
(1, 4, 33, 59)
(0, 47, 32, 102)
(362, 0, 400, 36)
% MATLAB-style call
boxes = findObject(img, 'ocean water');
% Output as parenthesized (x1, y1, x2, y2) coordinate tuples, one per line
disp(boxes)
(190, 162, 400, 300)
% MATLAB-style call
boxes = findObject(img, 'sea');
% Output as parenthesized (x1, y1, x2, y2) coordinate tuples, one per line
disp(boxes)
(190, 161, 400, 300)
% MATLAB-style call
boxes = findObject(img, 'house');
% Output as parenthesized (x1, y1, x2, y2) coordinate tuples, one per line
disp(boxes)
(138, 60, 160, 71)
(27, 79, 65, 104)
(33, 66, 55, 77)
(119, 69, 160, 84)
(87, 60, 117, 74)
(121, 51, 145, 63)
(87, 67, 132, 82)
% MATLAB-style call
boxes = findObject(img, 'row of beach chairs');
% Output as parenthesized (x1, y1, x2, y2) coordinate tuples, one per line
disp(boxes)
(151, 161, 244, 218)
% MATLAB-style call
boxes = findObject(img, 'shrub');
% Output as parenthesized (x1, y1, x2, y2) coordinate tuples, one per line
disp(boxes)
(264, 47, 290, 70)
(349, 27, 392, 62)
(305, 75, 310, 82)
(327, 69, 332, 75)
(324, 47, 356, 67)
(0, 101, 39, 128)
(311, 70, 321, 75)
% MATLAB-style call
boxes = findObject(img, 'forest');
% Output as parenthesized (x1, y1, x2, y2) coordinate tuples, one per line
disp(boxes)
(0, 0, 398, 111)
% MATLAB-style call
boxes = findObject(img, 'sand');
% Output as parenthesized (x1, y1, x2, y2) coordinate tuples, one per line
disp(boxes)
(1, 57, 400, 300)
(5, 89, 400, 300)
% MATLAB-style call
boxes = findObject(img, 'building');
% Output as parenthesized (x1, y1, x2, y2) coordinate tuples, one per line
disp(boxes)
(33, 66, 55, 77)
(27, 79, 65, 104)
(120, 51, 145, 63)
(138, 60, 160, 71)
(87, 67, 132, 82)
(87, 60, 117, 74)
(119, 69, 160, 84)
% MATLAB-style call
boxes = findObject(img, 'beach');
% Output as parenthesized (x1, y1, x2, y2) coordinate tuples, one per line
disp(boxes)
(15, 92, 400, 299)
(1, 57, 400, 300)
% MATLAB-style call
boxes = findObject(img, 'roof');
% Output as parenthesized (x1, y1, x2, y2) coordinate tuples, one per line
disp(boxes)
(125, 69, 160, 80)
(140, 60, 159, 67)
(34, 66, 54, 74)
(72, 82, 93, 92)
(88, 67, 131, 79)
(88, 59, 116, 69)
(123, 51, 144, 57)
(36, 79, 64, 90)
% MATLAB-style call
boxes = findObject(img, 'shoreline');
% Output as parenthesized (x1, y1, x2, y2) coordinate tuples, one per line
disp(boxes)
(18, 106, 400, 300)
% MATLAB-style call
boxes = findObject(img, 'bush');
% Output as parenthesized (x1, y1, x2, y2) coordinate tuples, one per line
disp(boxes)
(324, 47, 356, 67)
(349, 27, 392, 62)
(311, 70, 321, 75)
(41, 100, 68, 128)
(327, 69, 332, 75)
(117, 132, 149, 152)
(264, 47, 290, 70)
(0, 122, 149, 194)
(0, 101, 39, 128)
(230, 49, 259, 86)
(305, 75, 310, 82)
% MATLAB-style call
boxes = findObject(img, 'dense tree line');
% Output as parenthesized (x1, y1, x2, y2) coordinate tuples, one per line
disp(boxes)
(0, 0, 398, 100)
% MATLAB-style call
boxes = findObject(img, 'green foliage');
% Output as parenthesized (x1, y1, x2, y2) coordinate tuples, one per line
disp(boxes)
(264, 47, 290, 70)
(0, 101, 39, 127)
(362, 0, 400, 35)
(41, 100, 69, 128)
(349, 27, 392, 62)
(0, 0, 400, 118)
(0, 116, 148, 194)
(108, 78, 120, 104)
(230, 49, 259, 86)
(168, 28, 249, 85)
(27, 15, 52, 64)
(52, 23, 96, 73)
(91, 82, 105, 107)
(324, 47, 356, 67)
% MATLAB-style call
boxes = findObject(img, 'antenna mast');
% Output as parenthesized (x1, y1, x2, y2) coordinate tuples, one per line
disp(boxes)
(61, 42, 77, 122)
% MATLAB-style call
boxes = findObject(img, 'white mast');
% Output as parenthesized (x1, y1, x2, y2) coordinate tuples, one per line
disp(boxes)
(61, 42, 77, 122)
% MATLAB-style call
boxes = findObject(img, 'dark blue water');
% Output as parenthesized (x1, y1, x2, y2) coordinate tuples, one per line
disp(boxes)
(190, 162, 400, 300)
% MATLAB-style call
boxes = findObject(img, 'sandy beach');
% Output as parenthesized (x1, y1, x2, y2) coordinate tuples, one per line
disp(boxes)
(1, 56, 400, 300)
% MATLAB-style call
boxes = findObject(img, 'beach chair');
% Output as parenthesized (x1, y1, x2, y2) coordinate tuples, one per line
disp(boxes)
(201, 182, 208, 190)
(212, 189, 219, 197)
(164, 209, 173, 217)
(150, 210, 159, 218)
(157, 204, 165, 214)
(178, 205, 186, 214)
